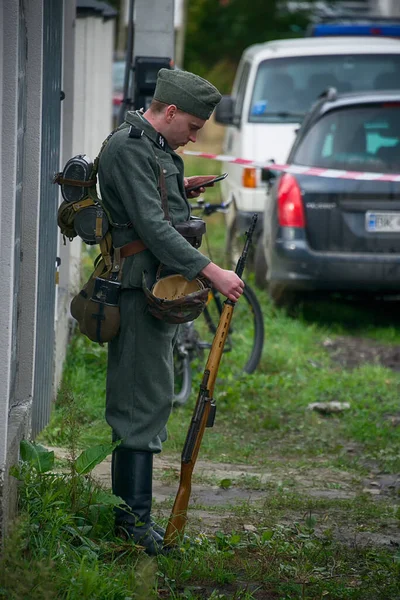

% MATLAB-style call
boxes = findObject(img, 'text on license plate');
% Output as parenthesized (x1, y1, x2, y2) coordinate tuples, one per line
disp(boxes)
(366, 211, 400, 232)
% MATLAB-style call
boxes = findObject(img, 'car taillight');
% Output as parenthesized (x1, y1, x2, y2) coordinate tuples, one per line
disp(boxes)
(277, 173, 305, 228)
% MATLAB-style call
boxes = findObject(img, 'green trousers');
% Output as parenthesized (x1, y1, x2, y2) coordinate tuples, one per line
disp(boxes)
(106, 288, 178, 452)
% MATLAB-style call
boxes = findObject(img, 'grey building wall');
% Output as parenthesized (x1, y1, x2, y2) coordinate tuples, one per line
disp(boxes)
(0, 0, 42, 540)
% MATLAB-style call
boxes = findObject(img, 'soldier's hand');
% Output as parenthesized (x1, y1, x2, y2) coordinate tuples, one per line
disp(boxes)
(201, 263, 244, 302)
(184, 177, 204, 198)
(184, 176, 218, 199)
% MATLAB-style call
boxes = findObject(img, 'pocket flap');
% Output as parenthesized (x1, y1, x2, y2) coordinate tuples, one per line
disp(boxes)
(158, 159, 180, 178)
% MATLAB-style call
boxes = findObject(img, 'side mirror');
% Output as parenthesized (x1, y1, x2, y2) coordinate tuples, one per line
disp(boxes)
(215, 95, 235, 125)
(261, 167, 277, 186)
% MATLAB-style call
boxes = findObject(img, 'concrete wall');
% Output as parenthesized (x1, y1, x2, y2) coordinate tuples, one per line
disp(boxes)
(0, 0, 42, 539)
(73, 15, 114, 160)
(56, 8, 115, 391)
(55, 0, 79, 392)
(56, 6, 115, 390)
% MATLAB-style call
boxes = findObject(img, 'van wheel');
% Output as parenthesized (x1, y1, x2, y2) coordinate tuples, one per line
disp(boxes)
(226, 222, 254, 270)
(254, 235, 267, 289)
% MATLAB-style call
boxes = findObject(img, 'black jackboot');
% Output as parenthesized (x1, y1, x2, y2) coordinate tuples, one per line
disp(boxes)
(112, 448, 165, 555)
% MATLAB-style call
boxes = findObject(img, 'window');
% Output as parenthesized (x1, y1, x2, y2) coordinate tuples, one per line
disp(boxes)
(293, 104, 400, 172)
(249, 54, 400, 124)
(233, 61, 251, 122)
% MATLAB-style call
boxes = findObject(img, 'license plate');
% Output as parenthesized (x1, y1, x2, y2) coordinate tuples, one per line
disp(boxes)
(366, 211, 400, 232)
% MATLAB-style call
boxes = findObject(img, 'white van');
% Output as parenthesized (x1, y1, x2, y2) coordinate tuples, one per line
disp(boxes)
(214, 36, 400, 263)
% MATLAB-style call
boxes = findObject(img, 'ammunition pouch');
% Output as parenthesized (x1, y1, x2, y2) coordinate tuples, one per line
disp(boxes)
(57, 196, 109, 245)
(55, 154, 110, 246)
(70, 247, 123, 345)
(175, 217, 206, 249)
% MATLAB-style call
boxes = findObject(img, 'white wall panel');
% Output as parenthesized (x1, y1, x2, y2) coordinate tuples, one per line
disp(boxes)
(0, 0, 18, 465)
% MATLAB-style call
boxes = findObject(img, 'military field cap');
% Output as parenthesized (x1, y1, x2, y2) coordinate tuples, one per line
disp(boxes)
(154, 68, 222, 120)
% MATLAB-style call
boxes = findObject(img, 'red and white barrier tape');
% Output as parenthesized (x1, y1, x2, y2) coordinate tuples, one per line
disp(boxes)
(183, 150, 400, 182)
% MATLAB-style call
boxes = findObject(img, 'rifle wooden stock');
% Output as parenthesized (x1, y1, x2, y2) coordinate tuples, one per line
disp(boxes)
(164, 214, 258, 548)
(164, 303, 234, 546)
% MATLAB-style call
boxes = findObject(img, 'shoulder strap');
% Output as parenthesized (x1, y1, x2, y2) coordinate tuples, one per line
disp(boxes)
(91, 126, 120, 180)
(156, 159, 170, 222)
(86, 129, 120, 266)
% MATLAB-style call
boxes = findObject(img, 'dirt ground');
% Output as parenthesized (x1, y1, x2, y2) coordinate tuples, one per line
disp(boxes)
(323, 334, 400, 372)
(86, 447, 400, 550)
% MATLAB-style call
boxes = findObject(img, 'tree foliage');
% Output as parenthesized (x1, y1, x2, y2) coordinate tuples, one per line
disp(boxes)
(184, 0, 312, 91)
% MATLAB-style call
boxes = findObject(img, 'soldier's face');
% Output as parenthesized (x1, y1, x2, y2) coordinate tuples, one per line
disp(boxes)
(166, 110, 206, 149)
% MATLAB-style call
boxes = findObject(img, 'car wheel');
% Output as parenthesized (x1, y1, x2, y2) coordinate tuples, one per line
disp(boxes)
(254, 235, 267, 289)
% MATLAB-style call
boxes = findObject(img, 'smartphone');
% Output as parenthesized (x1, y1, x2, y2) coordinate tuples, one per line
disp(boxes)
(186, 172, 228, 193)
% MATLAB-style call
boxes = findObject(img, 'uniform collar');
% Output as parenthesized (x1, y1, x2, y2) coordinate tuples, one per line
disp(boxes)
(125, 110, 169, 152)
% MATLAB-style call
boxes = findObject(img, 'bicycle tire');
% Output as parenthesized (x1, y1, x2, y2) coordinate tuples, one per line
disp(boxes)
(196, 282, 264, 376)
(239, 283, 264, 373)
(173, 349, 192, 407)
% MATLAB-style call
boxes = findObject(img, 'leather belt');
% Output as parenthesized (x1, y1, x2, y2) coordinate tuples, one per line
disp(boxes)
(119, 239, 147, 258)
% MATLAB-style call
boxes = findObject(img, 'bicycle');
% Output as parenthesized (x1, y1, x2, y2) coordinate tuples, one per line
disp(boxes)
(173, 200, 265, 406)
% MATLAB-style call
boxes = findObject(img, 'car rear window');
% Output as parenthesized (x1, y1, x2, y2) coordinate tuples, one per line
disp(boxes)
(249, 54, 400, 123)
(292, 104, 400, 172)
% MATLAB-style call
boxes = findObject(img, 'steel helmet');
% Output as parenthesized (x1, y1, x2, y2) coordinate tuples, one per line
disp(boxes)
(142, 273, 210, 324)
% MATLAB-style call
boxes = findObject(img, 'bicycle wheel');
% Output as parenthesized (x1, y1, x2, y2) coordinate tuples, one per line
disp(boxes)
(195, 282, 264, 376)
(173, 326, 193, 407)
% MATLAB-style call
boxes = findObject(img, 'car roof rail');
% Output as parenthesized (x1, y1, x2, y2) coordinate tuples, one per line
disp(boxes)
(319, 87, 337, 102)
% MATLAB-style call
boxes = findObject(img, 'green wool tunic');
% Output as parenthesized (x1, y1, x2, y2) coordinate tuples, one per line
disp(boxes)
(98, 111, 210, 452)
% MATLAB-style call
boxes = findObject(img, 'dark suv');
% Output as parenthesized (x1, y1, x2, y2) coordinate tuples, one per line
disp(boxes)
(255, 89, 400, 305)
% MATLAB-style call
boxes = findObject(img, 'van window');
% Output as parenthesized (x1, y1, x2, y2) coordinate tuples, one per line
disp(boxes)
(249, 54, 400, 123)
(292, 104, 400, 172)
(234, 62, 251, 121)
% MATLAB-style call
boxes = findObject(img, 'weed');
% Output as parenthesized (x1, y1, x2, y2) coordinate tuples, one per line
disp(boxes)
(0, 517, 56, 600)
(1, 392, 151, 599)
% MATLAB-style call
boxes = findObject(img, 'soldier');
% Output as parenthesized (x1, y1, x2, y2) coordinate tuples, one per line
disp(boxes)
(98, 68, 244, 555)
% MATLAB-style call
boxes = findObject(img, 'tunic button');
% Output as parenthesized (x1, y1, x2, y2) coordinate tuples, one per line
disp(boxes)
(163, 169, 167, 174)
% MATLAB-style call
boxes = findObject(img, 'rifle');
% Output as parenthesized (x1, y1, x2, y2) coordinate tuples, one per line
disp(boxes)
(164, 214, 258, 547)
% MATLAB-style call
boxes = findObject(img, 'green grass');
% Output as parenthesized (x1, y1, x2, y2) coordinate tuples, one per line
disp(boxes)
(4, 156, 400, 598)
